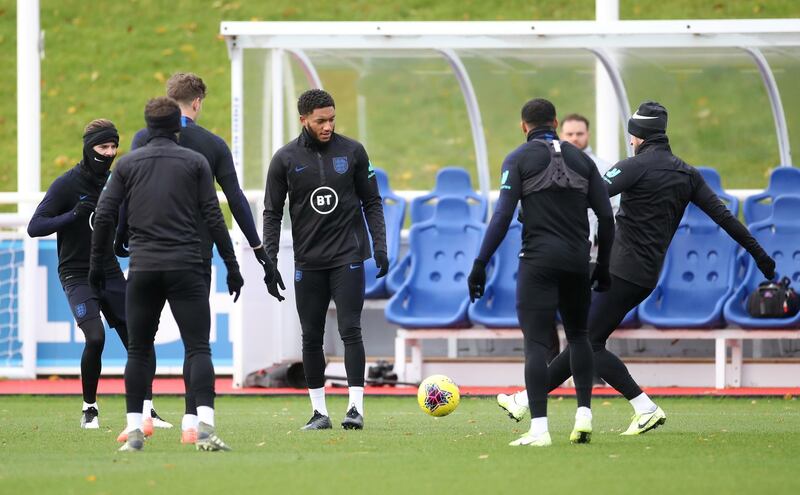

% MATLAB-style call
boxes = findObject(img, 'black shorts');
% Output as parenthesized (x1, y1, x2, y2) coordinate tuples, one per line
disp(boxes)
(63, 274, 127, 328)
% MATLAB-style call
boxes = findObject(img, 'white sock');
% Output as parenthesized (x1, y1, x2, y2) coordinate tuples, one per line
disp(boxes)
(576, 406, 592, 420)
(629, 393, 658, 415)
(82, 401, 97, 411)
(308, 387, 328, 416)
(513, 390, 528, 407)
(348, 386, 364, 415)
(126, 412, 143, 433)
(181, 414, 199, 431)
(530, 416, 548, 436)
(197, 406, 214, 427)
(142, 399, 153, 417)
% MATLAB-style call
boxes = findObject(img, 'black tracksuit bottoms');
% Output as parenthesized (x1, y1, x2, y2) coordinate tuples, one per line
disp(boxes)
(546, 275, 652, 400)
(516, 262, 594, 419)
(125, 268, 215, 414)
(181, 262, 212, 416)
(294, 262, 366, 389)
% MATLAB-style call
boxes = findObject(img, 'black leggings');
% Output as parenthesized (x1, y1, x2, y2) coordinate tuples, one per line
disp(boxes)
(517, 263, 593, 419)
(78, 319, 154, 404)
(125, 269, 214, 415)
(547, 275, 652, 400)
(182, 263, 212, 416)
(295, 263, 366, 389)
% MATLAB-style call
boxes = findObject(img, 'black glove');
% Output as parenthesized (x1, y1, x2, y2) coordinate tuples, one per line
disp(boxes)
(267, 268, 286, 302)
(756, 254, 776, 280)
(72, 201, 95, 220)
(226, 266, 244, 303)
(88, 265, 106, 296)
(113, 230, 130, 258)
(253, 246, 276, 284)
(591, 263, 611, 292)
(468, 259, 487, 303)
(374, 250, 389, 279)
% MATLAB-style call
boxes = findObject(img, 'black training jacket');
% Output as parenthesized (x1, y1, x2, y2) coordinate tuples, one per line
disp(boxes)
(604, 134, 767, 288)
(477, 127, 614, 274)
(263, 129, 386, 270)
(91, 137, 238, 273)
(27, 163, 122, 285)
(131, 117, 261, 255)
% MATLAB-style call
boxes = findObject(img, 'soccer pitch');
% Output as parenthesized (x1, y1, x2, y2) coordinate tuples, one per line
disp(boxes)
(1, 395, 798, 494)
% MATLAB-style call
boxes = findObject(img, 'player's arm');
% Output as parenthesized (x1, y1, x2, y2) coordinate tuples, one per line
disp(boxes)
(691, 172, 775, 279)
(27, 177, 89, 237)
(602, 158, 644, 197)
(261, 152, 288, 301)
(587, 162, 615, 291)
(469, 155, 521, 301)
(89, 169, 124, 291)
(215, 142, 261, 248)
(114, 130, 146, 256)
(262, 153, 288, 263)
(353, 145, 388, 277)
(214, 140, 275, 282)
(196, 159, 244, 301)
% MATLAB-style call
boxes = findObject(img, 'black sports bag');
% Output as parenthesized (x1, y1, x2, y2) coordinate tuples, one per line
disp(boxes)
(746, 277, 800, 318)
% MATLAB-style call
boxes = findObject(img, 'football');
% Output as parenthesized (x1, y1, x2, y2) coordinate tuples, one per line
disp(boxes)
(417, 374, 461, 417)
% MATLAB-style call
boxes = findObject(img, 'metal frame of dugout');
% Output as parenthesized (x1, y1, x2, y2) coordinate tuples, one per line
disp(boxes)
(220, 20, 800, 388)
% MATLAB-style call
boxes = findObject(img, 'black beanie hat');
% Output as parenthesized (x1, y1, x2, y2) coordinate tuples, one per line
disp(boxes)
(628, 100, 668, 139)
(144, 98, 182, 135)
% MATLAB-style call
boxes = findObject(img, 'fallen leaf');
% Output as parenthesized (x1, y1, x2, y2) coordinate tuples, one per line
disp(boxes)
(86, 475, 96, 482)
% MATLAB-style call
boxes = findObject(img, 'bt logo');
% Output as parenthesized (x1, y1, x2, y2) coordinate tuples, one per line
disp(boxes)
(310, 186, 339, 215)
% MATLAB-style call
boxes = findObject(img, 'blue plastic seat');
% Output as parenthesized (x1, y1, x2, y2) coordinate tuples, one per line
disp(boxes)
(723, 195, 800, 328)
(364, 168, 406, 298)
(743, 167, 800, 224)
(387, 167, 488, 295)
(468, 218, 521, 327)
(409, 167, 487, 224)
(639, 207, 740, 328)
(385, 198, 485, 328)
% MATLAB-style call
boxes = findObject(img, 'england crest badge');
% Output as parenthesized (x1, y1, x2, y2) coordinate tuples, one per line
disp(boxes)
(333, 156, 349, 174)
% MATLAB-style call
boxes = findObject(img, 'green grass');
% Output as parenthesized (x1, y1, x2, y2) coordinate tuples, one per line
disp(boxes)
(1, 395, 799, 494)
(1, 1, 800, 194)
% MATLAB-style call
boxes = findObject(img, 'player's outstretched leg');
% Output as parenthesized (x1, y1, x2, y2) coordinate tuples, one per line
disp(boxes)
(588, 277, 666, 435)
(596, 349, 666, 435)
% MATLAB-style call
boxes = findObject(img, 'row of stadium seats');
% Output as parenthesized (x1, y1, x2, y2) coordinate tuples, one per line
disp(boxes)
(367, 165, 800, 298)
(364, 166, 487, 298)
(378, 166, 800, 330)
